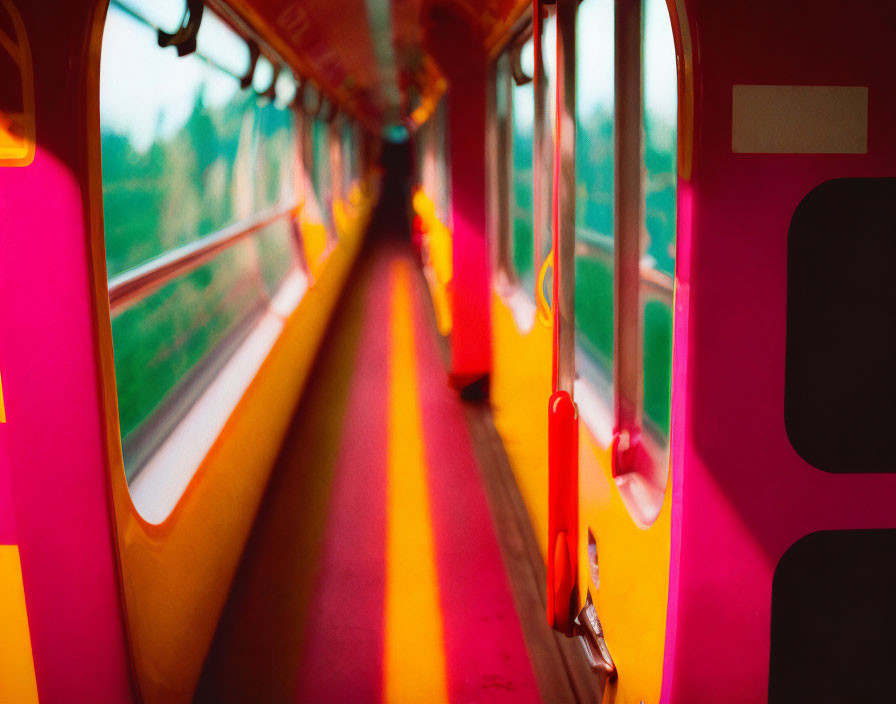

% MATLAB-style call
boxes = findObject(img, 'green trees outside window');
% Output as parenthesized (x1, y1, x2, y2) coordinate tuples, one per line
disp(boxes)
(102, 2, 298, 476)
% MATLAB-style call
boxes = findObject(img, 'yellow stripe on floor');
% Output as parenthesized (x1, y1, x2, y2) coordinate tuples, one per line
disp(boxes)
(384, 260, 449, 704)
(0, 545, 39, 703)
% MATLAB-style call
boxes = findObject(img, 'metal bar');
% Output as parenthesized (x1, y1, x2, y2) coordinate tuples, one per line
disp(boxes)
(330, 119, 343, 206)
(532, 1, 548, 296)
(290, 109, 313, 278)
(638, 266, 674, 302)
(574, 227, 614, 255)
(490, 52, 514, 281)
(613, 0, 644, 438)
(108, 202, 297, 314)
(554, 0, 577, 395)
(573, 237, 674, 303)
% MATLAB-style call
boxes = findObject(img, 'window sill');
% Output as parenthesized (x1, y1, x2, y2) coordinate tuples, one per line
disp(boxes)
(128, 269, 308, 524)
(494, 273, 537, 334)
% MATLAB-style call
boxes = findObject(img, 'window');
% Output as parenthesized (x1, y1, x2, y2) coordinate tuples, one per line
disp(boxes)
(0, 0, 34, 167)
(492, 50, 513, 280)
(311, 117, 335, 237)
(641, 0, 677, 438)
(492, 26, 546, 308)
(101, 0, 303, 478)
(574, 0, 615, 392)
(571, 0, 677, 522)
(510, 37, 536, 293)
(341, 118, 355, 199)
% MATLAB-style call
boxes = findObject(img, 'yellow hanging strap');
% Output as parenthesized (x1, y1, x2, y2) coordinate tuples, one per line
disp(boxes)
(536, 247, 554, 327)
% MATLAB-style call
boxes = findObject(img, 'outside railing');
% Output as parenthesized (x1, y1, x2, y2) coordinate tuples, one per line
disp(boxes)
(574, 227, 674, 304)
(109, 202, 298, 314)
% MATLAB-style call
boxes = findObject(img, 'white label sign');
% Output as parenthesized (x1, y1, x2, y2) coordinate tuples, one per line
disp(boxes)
(732, 85, 868, 154)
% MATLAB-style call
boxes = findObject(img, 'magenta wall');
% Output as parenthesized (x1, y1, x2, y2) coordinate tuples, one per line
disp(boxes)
(661, 1, 896, 701)
(0, 1, 136, 701)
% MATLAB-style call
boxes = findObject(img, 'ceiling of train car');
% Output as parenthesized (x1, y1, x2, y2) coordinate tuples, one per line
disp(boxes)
(212, 0, 529, 132)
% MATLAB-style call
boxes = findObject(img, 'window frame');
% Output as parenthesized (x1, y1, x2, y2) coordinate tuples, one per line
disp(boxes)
(488, 21, 551, 331)
(99, 0, 363, 512)
(563, 0, 679, 525)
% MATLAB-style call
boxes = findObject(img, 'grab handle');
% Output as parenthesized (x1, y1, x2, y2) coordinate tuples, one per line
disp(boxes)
(536, 248, 554, 327)
(547, 390, 579, 635)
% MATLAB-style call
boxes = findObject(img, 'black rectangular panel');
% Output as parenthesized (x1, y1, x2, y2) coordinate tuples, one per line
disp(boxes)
(785, 178, 896, 473)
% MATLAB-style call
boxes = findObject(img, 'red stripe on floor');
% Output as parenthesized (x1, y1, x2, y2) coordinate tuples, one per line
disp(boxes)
(293, 254, 392, 703)
(409, 271, 542, 703)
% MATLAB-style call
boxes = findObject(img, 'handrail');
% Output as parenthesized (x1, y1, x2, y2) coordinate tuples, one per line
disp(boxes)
(573, 235, 674, 302)
(108, 202, 297, 314)
(575, 226, 613, 255)
(638, 266, 674, 302)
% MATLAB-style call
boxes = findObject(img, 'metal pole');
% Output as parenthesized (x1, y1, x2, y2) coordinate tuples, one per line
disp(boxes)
(554, 0, 577, 395)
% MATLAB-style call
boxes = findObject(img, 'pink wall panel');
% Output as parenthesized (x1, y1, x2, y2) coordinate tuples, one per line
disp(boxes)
(0, 1, 135, 701)
(427, 14, 492, 389)
(662, 1, 896, 701)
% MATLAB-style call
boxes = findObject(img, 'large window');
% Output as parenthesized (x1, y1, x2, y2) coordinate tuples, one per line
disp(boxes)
(510, 38, 536, 293)
(101, 0, 306, 477)
(641, 0, 677, 438)
(311, 117, 335, 236)
(341, 118, 356, 200)
(492, 24, 550, 306)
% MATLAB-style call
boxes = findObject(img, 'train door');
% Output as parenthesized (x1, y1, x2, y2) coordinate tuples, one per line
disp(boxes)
(544, 0, 681, 699)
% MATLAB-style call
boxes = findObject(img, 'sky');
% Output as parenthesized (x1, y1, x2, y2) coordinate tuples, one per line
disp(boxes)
(513, 0, 677, 131)
(100, 0, 294, 152)
(101, 0, 677, 152)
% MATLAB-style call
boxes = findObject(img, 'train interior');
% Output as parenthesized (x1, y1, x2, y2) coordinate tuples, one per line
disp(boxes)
(3, 0, 896, 702)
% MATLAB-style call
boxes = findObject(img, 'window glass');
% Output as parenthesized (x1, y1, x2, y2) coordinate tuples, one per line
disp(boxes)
(641, 0, 676, 437)
(252, 56, 275, 94)
(311, 118, 334, 233)
(541, 9, 556, 270)
(274, 68, 297, 109)
(435, 100, 451, 227)
(101, 1, 299, 476)
(415, 120, 426, 190)
(113, 248, 269, 472)
(330, 121, 343, 204)
(342, 119, 355, 196)
(510, 38, 535, 292)
(574, 0, 615, 384)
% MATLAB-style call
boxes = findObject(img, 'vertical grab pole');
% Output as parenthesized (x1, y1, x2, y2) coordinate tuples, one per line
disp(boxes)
(546, 0, 579, 636)
(612, 0, 645, 476)
(532, 1, 547, 291)
(552, 0, 576, 396)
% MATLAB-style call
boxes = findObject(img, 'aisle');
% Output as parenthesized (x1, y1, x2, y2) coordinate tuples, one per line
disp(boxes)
(194, 236, 541, 703)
